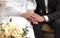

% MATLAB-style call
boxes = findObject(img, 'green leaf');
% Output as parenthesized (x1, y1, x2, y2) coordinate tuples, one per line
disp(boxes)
(9, 18, 12, 22)
(22, 26, 29, 36)
(10, 35, 15, 38)
(0, 23, 3, 26)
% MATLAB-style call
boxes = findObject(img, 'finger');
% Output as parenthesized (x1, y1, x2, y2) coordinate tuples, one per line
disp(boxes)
(28, 19, 38, 24)
(31, 13, 40, 18)
(33, 21, 38, 24)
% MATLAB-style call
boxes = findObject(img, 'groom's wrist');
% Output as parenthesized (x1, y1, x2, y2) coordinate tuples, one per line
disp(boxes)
(43, 15, 49, 22)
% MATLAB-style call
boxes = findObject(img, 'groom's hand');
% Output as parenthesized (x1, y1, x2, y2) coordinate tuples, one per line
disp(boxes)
(31, 13, 45, 22)
(28, 18, 38, 24)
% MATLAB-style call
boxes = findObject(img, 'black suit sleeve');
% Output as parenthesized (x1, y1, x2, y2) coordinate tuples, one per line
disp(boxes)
(47, 0, 60, 22)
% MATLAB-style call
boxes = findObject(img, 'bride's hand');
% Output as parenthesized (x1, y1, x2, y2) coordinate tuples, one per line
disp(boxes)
(20, 10, 34, 19)
(20, 12, 32, 19)
(20, 11, 39, 24)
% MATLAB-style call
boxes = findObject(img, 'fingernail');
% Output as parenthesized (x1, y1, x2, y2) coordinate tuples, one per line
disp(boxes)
(35, 22, 38, 24)
(33, 22, 38, 24)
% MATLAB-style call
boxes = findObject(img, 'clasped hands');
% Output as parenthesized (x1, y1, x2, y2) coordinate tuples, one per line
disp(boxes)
(21, 11, 45, 24)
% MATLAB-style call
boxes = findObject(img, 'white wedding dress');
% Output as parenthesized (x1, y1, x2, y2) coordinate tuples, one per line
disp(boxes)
(1, 16, 35, 38)
(0, 0, 36, 38)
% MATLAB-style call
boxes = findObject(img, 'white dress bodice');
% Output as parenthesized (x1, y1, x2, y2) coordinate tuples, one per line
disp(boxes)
(0, 0, 36, 17)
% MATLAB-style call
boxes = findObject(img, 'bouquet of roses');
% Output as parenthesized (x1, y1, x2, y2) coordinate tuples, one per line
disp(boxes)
(0, 18, 29, 38)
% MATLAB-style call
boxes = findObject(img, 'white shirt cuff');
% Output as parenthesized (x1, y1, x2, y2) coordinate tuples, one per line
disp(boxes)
(44, 15, 49, 22)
